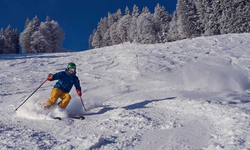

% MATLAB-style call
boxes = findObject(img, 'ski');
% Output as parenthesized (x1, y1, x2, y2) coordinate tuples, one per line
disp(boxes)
(53, 116, 85, 120)
(53, 117, 62, 120)
(70, 116, 85, 120)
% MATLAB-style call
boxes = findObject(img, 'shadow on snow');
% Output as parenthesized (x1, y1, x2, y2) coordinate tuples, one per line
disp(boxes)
(123, 97, 176, 110)
(85, 97, 176, 116)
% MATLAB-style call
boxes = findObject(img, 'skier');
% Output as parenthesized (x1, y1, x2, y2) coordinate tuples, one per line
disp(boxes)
(42, 62, 82, 109)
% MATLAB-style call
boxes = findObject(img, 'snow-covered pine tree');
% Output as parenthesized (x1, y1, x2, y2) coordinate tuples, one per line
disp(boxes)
(176, 0, 201, 39)
(219, 0, 250, 34)
(24, 18, 30, 29)
(40, 16, 52, 52)
(92, 17, 109, 48)
(102, 12, 116, 47)
(99, 17, 109, 47)
(115, 9, 123, 21)
(129, 4, 140, 43)
(234, 0, 250, 33)
(167, 11, 180, 41)
(109, 9, 123, 45)
(110, 22, 122, 45)
(88, 29, 96, 49)
(50, 20, 65, 52)
(20, 22, 30, 53)
(137, 12, 156, 44)
(132, 4, 140, 17)
(203, 0, 221, 36)
(39, 22, 52, 53)
(30, 30, 48, 53)
(125, 6, 130, 15)
(142, 7, 150, 14)
(4, 25, 14, 54)
(153, 3, 171, 43)
(108, 12, 115, 27)
(28, 16, 42, 53)
(117, 6, 132, 43)
(0, 28, 5, 54)
(92, 28, 102, 48)
(20, 16, 41, 53)
(193, 0, 209, 35)
(232, 0, 250, 33)
(219, 0, 233, 34)
(102, 28, 112, 47)
(12, 29, 19, 54)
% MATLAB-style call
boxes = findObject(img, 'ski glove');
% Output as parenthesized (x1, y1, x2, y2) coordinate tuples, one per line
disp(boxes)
(77, 89, 82, 96)
(47, 73, 53, 81)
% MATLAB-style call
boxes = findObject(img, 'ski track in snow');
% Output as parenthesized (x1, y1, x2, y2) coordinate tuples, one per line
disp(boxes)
(0, 34, 250, 149)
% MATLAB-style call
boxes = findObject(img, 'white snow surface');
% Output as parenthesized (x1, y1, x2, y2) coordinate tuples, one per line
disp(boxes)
(1, 34, 250, 150)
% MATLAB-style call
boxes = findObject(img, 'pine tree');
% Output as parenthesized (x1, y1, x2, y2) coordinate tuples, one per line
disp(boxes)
(132, 4, 140, 17)
(39, 22, 52, 53)
(4, 25, 13, 53)
(99, 17, 109, 47)
(117, 7, 132, 42)
(219, 0, 250, 34)
(115, 9, 123, 20)
(20, 16, 41, 53)
(110, 22, 122, 45)
(142, 7, 150, 14)
(153, 3, 171, 43)
(175, 0, 201, 39)
(12, 29, 19, 54)
(125, 6, 130, 15)
(24, 18, 30, 29)
(39, 16, 53, 52)
(108, 12, 115, 27)
(167, 11, 180, 41)
(129, 4, 140, 43)
(102, 28, 112, 47)
(194, 0, 250, 36)
(0, 28, 5, 54)
(88, 29, 95, 49)
(193, 0, 207, 35)
(30, 30, 48, 53)
(204, 0, 221, 36)
(137, 12, 156, 44)
(92, 28, 102, 48)
(50, 20, 65, 52)
(234, 0, 250, 33)
(29, 16, 42, 53)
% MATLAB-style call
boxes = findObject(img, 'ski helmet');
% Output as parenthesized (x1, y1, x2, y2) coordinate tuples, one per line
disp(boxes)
(67, 62, 76, 69)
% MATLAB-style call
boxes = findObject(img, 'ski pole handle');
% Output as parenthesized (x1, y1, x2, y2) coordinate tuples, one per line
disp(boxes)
(80, 96, 87, 111)
(15, 79, 47, 111)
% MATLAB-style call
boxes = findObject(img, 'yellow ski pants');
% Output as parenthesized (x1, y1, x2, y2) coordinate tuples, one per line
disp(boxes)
(46, 88, 71, 109)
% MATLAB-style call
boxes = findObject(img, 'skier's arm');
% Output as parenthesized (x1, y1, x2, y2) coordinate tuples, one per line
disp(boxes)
(52, 72, 62, 80)
(47, 72, 62, 81)
(74, 77, 82, 96)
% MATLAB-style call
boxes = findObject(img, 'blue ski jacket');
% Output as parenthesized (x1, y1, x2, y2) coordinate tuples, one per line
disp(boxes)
(51, 70, 81, 93)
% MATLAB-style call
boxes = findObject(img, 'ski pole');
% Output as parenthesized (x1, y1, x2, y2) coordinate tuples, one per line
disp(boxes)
(79, 96, 87, 111)
(15, 79, 47, 111)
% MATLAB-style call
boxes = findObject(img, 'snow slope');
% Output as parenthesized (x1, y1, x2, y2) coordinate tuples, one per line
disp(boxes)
(0, 33, 250, 150)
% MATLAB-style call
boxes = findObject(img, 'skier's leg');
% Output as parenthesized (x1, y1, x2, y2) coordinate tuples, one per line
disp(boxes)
(42, 88, 62, 109)
(58, 93, 71, 109)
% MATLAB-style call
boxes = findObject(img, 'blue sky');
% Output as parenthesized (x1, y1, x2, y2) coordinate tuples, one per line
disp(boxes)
(0, 0, 177, 51)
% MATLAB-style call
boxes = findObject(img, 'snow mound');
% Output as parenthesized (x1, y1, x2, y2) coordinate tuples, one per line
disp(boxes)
(179, 60, 250, 92)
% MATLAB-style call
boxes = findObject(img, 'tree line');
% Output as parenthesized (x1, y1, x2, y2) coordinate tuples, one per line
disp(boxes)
(89, 0, 250, 49)
(0, 25, 19, 54)
(0, 16, 64, 54)
(20, 16, 64, 53)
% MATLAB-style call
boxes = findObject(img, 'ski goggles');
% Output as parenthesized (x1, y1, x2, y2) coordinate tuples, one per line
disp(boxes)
(68, 68, 76, 72)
